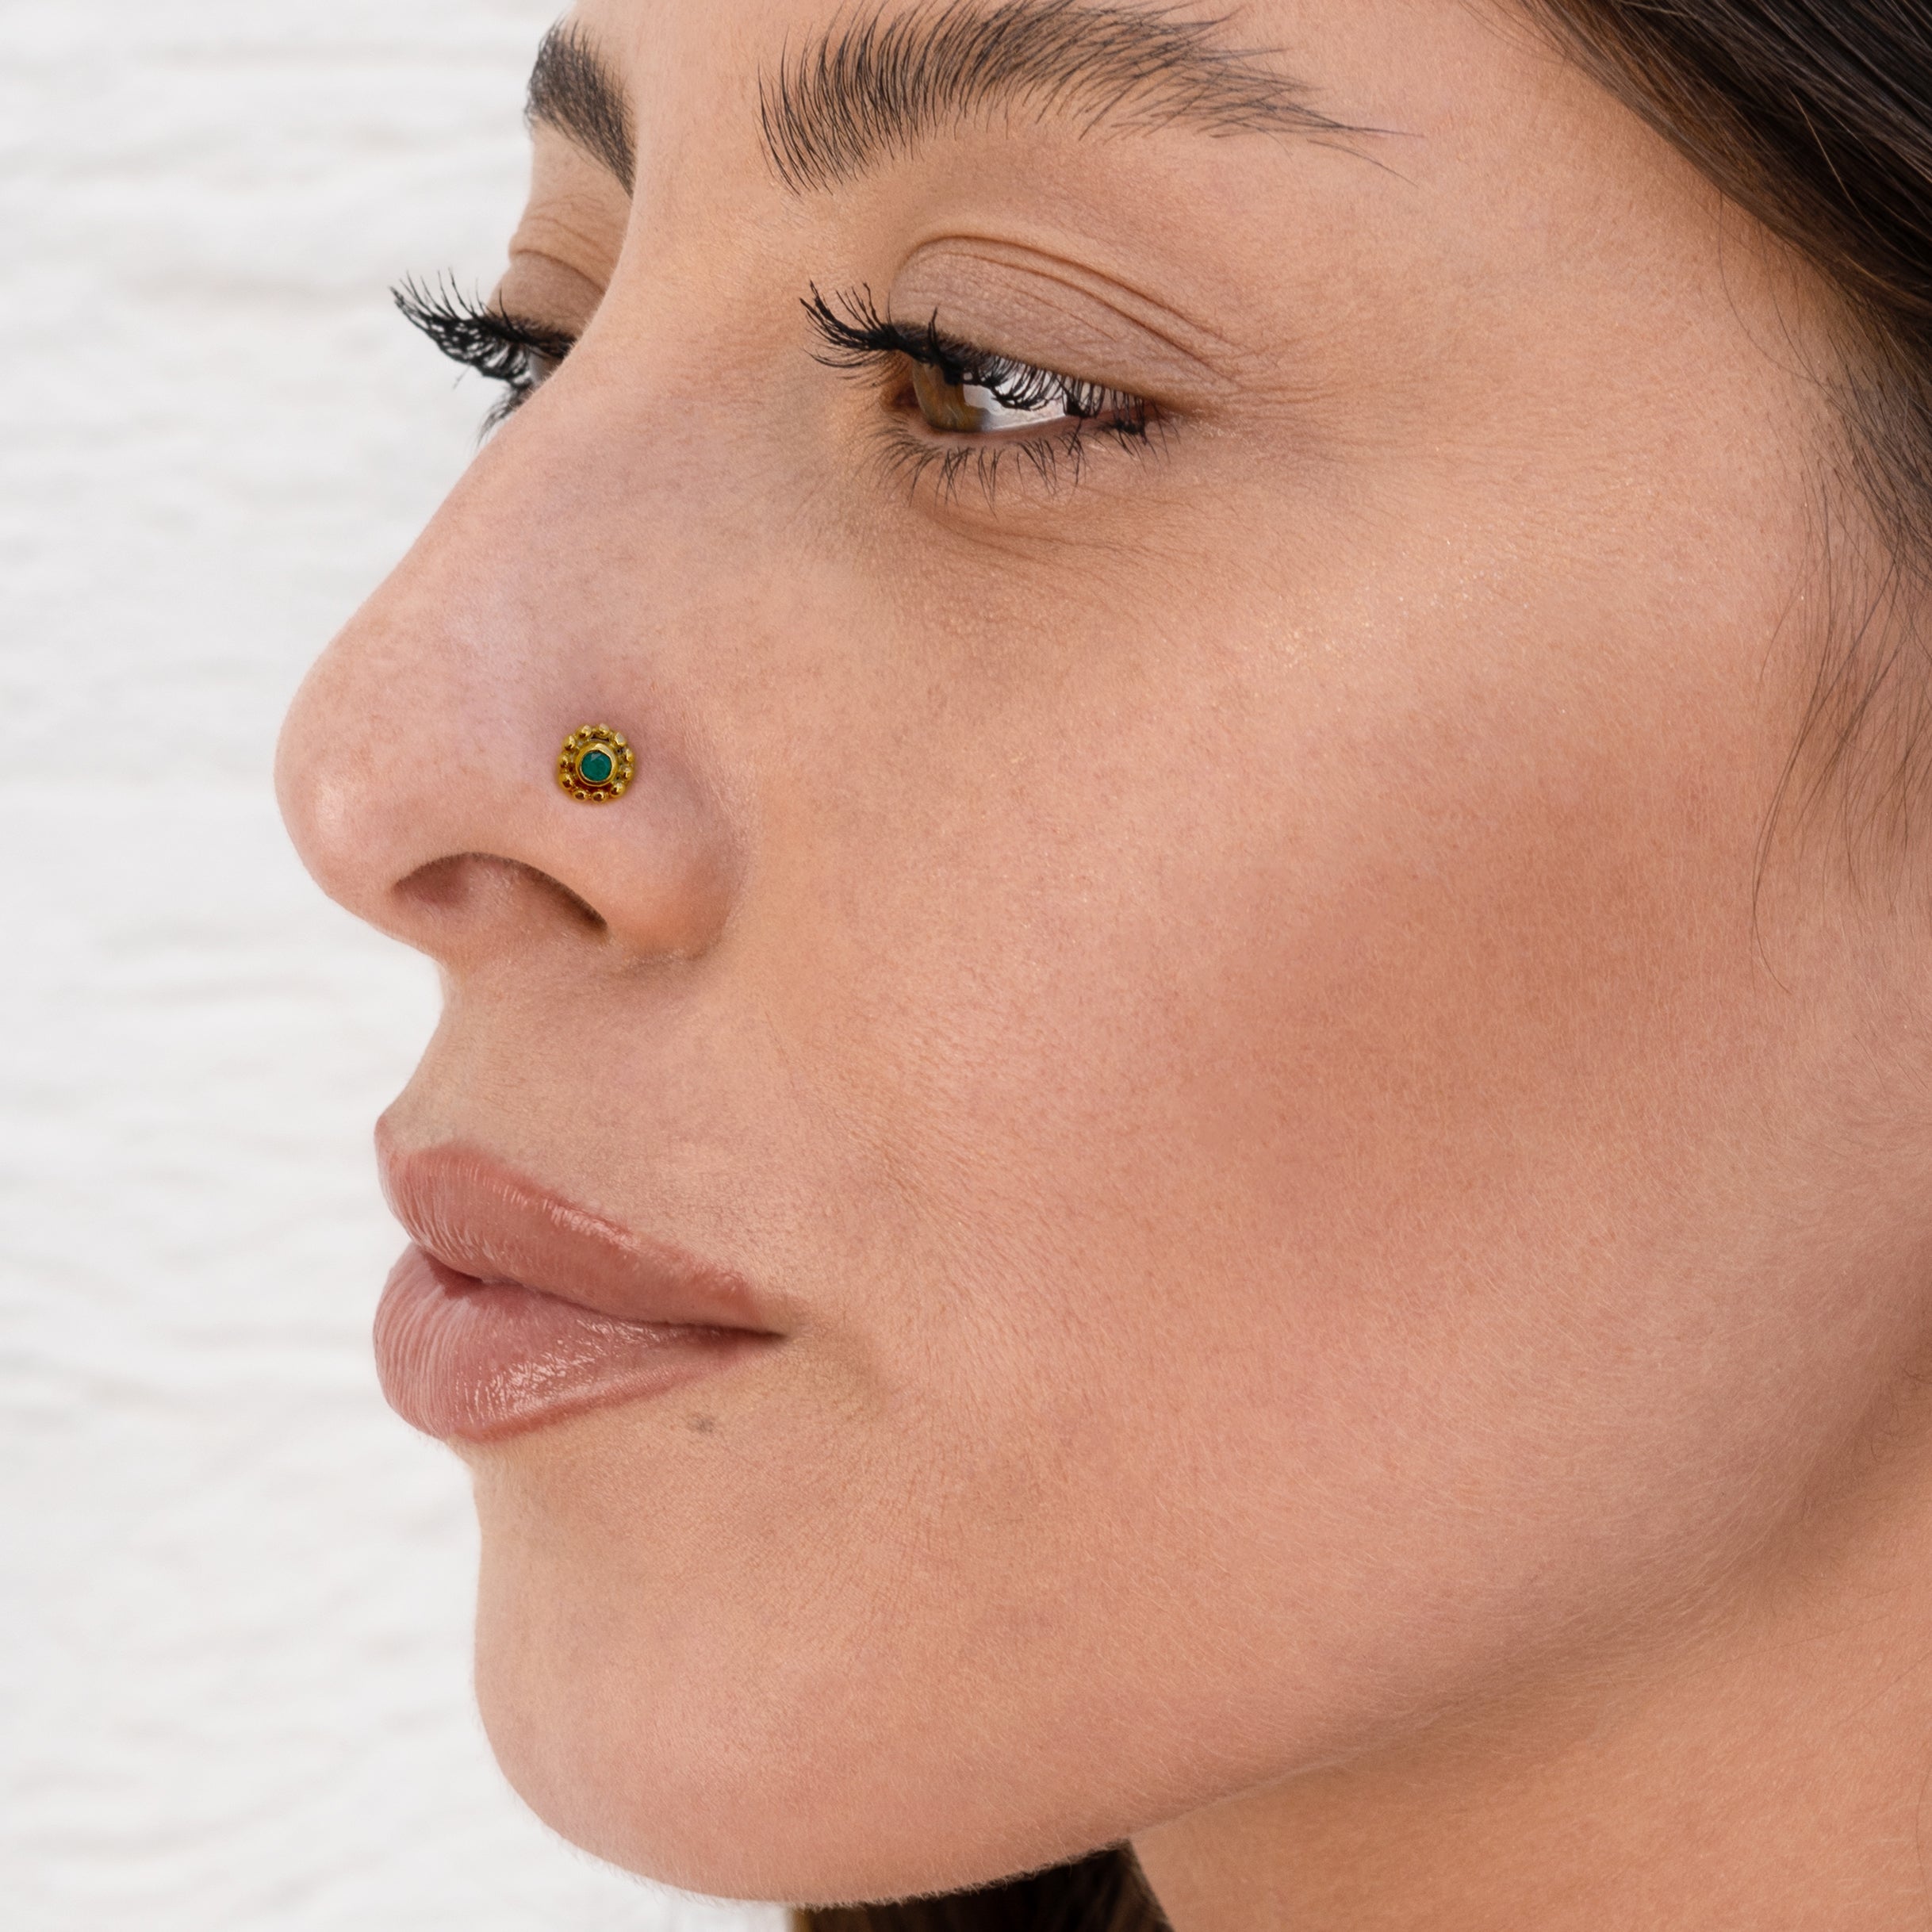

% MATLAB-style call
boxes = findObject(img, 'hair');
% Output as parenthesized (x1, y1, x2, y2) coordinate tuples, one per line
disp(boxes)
(795, 5, 1932, 1919)
(799, 1847, 1167, 1932)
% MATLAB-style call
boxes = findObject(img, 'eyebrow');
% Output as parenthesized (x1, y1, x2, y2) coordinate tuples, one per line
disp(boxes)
(761, 0, 1355, 193)
(527, 5, 1353, 201)
(527, 21, 637, 195)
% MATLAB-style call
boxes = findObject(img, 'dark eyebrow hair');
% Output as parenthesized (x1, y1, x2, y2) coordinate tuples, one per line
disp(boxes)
(527, 21, 637, 195)
(761, 0, 1355, 193)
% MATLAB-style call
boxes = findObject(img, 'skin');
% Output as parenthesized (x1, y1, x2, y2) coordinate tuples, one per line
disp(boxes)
(278, 0, 1932, 1923)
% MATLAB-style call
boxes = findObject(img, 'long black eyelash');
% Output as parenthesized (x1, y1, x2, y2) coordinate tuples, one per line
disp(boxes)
(393, 274, 577, 429)
(803, 282, 1155, 482)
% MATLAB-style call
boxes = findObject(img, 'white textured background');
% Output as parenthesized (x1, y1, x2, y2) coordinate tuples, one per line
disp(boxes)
(2, 5, 783, 1927)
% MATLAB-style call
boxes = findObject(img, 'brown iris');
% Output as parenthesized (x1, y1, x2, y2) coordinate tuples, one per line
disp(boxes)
(908, 359, 1069, 435)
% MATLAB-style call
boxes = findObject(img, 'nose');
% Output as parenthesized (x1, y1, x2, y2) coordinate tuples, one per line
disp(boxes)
(276, 409, 740, 972)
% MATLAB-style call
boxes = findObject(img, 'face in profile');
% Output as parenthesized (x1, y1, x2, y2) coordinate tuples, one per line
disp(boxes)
(276, 0, 1932, 1911)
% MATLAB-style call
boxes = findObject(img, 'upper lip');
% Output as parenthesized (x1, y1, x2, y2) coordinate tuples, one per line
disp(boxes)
(378, 1130, 781, 1334)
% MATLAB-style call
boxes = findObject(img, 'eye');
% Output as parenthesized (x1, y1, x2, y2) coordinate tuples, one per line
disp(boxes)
(805, 286, 1152, 447)
(908, 356, 1091, 435)
(394, 276, 577, 427)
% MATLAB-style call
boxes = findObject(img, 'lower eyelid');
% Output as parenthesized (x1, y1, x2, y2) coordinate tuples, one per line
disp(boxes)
(870, 403, 1162, 513)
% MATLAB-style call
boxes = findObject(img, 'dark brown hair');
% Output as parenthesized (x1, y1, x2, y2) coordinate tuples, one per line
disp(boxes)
(798, 5, 1932, 1928)
(799, 1846, 1167, 1932)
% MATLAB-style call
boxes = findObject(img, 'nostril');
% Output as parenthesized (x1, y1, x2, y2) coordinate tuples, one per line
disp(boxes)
(403, 854, 485, 912)
(400, 853, 608, 933)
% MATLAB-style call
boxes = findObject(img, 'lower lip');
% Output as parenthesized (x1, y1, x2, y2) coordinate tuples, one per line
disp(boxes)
(374, 1245, 770, 1443)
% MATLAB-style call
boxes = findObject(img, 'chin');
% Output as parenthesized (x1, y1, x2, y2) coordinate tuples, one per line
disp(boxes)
(454, 1329, 1717, 1907)
(470, 1587, 1108, 1906)
(456, 1410, 1129, 1906)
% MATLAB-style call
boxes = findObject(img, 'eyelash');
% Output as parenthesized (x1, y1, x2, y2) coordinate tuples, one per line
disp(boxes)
(393, 274, 1163, 501)
(803, 284, 1160, 504)
(393, 277, 575, 431)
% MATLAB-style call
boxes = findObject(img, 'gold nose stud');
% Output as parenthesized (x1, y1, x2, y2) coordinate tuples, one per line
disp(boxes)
(558, 725, 634, 803)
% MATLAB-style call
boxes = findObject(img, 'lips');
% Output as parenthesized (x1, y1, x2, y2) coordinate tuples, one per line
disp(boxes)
(374, 1140, 781, 1442)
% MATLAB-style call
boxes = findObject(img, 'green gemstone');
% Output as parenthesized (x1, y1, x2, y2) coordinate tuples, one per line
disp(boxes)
(578, 749, 615, 785)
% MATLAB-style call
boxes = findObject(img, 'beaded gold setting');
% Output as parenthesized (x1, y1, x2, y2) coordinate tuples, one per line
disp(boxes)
(557, 725, 634, 803)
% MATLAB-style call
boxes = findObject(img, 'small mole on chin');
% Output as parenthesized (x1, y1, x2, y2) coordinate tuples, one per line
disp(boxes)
(687, 1414, 719, 1435)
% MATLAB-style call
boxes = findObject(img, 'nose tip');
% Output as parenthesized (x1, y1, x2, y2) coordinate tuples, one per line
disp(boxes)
(276, 608, 740, 970)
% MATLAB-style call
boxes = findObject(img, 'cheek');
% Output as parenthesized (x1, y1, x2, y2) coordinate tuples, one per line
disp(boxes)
(788, 575, 1892, 1781)
(460, 545, 1905, 1901)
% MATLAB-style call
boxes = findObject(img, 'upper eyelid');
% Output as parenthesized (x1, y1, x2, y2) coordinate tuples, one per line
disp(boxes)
(887, 240, 1253, 415)
(802, 284, 1144, 404)
(393, 278, 577, 365)
(895, 238, 1238, 368)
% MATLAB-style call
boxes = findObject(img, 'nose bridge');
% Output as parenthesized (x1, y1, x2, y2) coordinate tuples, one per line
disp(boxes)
(277, 383, 742, 968)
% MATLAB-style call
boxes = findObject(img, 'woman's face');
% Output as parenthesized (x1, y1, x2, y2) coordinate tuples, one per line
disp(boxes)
(278, 0, 1932, 1903)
